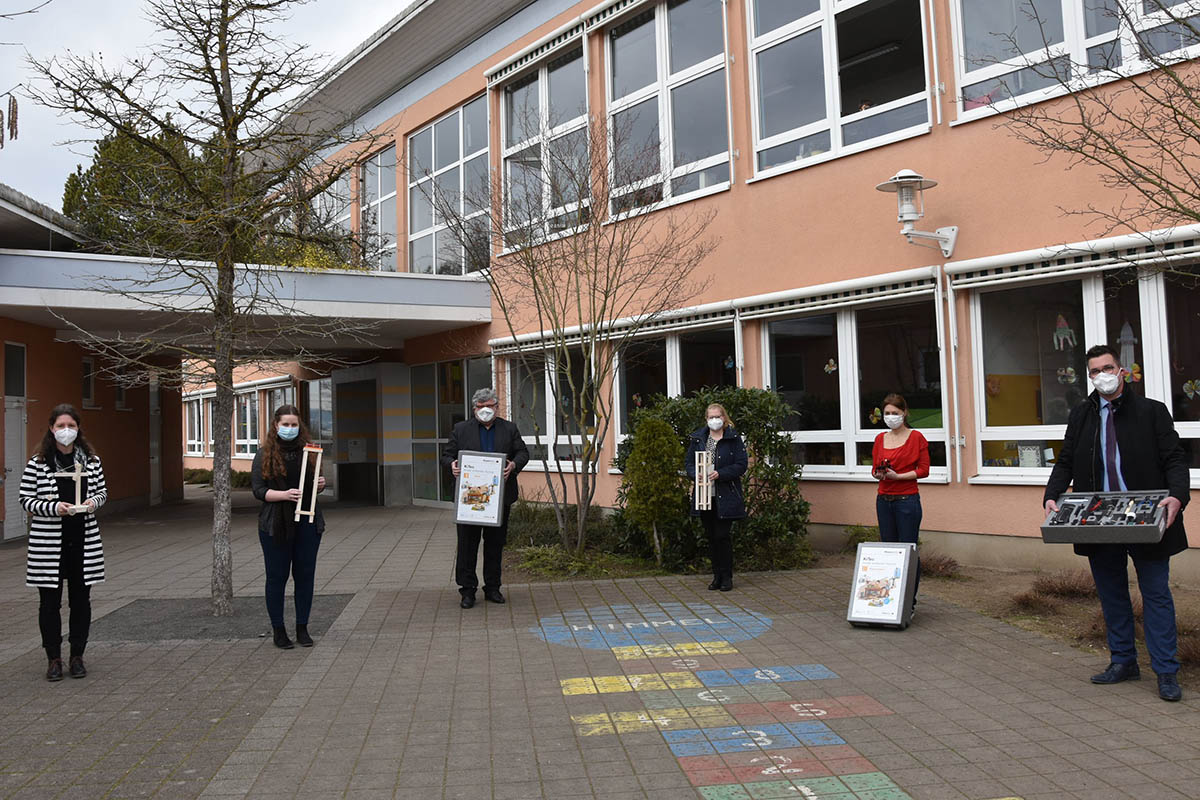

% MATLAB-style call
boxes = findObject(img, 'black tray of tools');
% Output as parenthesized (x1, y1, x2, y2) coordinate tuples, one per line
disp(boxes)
(1041, 490, 1168, 544)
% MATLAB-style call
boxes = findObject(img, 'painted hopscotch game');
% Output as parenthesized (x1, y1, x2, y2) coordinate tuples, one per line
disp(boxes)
(533, 601, 1022, 800)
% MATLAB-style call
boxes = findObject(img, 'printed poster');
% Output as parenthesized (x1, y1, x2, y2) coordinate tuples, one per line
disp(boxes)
(454, 450, 506, 527)
(847, 544, 912, 624)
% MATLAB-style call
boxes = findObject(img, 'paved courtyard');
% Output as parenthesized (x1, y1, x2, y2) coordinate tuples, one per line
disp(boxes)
(1, 488, 1199, 799)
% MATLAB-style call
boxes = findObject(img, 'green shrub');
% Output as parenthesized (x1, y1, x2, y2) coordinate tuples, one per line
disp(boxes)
(183, 468, 213, 484)
(623, 417, 688, 566)
(514, 544, 662, 579)
(508, 500, 614, 548)
(616, 386, 812, 572)
(230, 469, 253, 489)
(842, 524, 880, 553)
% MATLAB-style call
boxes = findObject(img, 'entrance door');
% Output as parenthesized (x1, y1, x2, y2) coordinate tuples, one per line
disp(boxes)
(148, 373, 162, 505)
(4, 343, 28, 540)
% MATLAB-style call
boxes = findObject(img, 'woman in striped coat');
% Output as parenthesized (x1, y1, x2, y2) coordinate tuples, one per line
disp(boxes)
(19, 404, 107, 682)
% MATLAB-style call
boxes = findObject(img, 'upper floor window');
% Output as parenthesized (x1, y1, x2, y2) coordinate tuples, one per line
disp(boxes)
(956, 1, 1200, 115)
(607, 0, 730, 213)
(409, 96, 490, 275)
(750, 0, 929, 176)
(502, 47, 589, 240)
(360, 146, 398, 271)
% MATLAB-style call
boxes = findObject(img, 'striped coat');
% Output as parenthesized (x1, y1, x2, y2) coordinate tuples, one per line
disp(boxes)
(19, 453, 107, 588)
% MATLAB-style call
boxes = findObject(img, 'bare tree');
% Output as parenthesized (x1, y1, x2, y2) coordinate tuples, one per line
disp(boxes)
(427, 98, 718, 554)
(985, 1, 1200, 249)
(29, 0, 381, 615)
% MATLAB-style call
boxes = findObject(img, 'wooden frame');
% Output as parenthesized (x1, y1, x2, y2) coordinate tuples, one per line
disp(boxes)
(694, 449, 713, 511)
(294, 444, 323, 522)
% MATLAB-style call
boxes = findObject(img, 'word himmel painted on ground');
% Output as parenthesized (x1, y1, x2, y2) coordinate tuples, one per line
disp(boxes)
(530, 602, 773, 650)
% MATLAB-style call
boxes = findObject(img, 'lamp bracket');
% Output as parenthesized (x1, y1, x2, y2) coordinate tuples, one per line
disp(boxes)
(900, 225, 957, 258)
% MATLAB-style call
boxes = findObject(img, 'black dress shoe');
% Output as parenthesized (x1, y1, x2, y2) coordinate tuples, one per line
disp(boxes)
(272, 626, 295, 649)
(708, 578, 721, 591)
(1157, 672, 1182, 701)
(719, 576, 733, 592)
(295, 624, 314, 647)
(484, 589, 506, 604)
(460, 593, 476, 609)
(68, 655, 87, 678)
(1091, 662, 1140, 684)
(45, 658, 63, 682)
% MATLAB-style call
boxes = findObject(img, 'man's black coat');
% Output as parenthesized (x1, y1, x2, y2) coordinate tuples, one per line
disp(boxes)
(1044, 388, 1190, 559)
(441, 417, 530, 507)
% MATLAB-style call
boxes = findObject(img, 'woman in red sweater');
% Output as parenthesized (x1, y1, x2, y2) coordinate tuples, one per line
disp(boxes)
(871, 393, 931, 607)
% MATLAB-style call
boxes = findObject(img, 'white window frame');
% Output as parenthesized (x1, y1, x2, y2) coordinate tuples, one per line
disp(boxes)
(605, 0, 733, 213)
(612, 334, 679, 441)
(360, 145, 398, 271)
(408, 95, 490, 276)
(505, 348, 597, 472)
(82, 357, 96, 407)
(950, 0, 1200, 124)
(204, 397, 215, 455)
(235, 391, 259, 457)
(746, 0, 933, 183)
(186, 399, 204, 455)
(501, 45, 589, 239)
(759, 298, 951, 483)
(265, 384, 294, 414)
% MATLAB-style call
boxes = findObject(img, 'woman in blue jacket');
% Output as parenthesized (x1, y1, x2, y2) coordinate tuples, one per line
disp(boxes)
(684, 403, 748, 591)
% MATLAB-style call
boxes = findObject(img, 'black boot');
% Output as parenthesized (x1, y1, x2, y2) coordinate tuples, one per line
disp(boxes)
(719, 572, 733, 592)
(272, 626, 294, 649)
(295, 624, 314, 647)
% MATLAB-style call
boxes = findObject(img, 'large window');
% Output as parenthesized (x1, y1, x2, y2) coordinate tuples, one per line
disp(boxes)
(679, 327, 738, 394)
(750, 0, 929, 176)
(508, 348, 596, 464)
(503, 47, 588, 239)
(409, 96, 490, 275)
(619, 338, 669, 431)
(765, 300, 948, 475)
(607, 0, 730, 212)
(235, 392, 259, 456)
(186, 399, 204, 455)
(304, 378, 333, 441)
(1166, 270, 1200, 427)
(265, 385, 294, 415)
(411, 357, 492, 503)
(956, 0, 1200, 115)
(360, 145, 398, 271)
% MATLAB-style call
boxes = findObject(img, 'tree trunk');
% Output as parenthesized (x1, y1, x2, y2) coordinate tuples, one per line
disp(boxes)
(652, 521, 662, 567)
(210, 256, 236, 616)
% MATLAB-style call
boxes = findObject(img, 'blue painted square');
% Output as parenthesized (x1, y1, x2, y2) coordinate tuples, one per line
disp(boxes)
(697, 670, 737, 687)
(662, 728, 708, 743)
(666, 739, 714, 757)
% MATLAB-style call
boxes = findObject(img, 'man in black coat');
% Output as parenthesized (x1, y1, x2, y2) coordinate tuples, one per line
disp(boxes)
(442, 388, 529, 609)
(1044, 344, 1189, 701)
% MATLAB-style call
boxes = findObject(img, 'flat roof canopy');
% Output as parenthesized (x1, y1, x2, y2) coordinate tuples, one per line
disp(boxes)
(0, 250, 491, 354)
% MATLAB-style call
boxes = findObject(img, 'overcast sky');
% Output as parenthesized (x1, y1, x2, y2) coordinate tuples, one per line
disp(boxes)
(0, 0, 405, 212)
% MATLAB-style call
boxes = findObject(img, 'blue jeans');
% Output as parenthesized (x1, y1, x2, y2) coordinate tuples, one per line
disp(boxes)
(1088, 546, 1179, 675)
(876, 494, 922, 601)
(259, 521, 321, 628)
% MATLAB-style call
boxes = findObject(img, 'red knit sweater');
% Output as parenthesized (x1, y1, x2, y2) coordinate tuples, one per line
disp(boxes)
(872, 429, 930, 496)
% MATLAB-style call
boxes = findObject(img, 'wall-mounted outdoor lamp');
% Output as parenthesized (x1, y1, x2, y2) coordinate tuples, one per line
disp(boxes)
(875, 169, 958, 259)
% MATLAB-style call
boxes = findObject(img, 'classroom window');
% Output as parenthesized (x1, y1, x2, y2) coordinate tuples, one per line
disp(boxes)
(360, 145, 398, 271)
(607, 0, 730, 212)
(186, 399, 204, 454)
(750, 0, 929, 175)
(235, 392, 259, 455)
(409, 96, 490, 275)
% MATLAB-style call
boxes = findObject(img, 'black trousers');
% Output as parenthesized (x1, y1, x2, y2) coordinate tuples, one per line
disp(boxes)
(456, 514, 510, 594)
(39, 535, 91, 660)
(699, 510, 734, 579)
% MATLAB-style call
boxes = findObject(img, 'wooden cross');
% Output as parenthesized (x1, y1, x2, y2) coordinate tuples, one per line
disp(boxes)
(51, 459, 90, 515)
(294, 444, 323, 522)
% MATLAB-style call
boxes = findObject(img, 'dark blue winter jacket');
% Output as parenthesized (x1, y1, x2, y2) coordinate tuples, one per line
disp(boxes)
(684, 426, 748, 520)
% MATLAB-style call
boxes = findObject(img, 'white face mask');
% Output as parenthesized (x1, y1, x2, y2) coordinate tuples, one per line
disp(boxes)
(476, 406, 496, 423)
(1092, 370, 1122, 395)
(707, 417, 724, 431)
(883, 414, 904, 430)
(54, 427, 78, 446)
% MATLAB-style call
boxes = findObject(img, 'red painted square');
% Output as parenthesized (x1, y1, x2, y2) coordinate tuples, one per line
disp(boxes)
(720, 747, 812, 767)
(731, 758, 829, 784)
(677, 755, 726, 772)
(825, 756, 877, 776)
(762, 698, 851, 720)
(684, 767, 737, 786)
(727, 703, 774, 724)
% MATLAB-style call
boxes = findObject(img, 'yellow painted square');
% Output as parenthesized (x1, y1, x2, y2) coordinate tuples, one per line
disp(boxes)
(611, 646, 645, 661)
(571, 713, 615, 736)
(625, 673, 666, 691)
(560, 677, 597, 695)
(593, 675, 634, 693)
(662, 672, 703, 689)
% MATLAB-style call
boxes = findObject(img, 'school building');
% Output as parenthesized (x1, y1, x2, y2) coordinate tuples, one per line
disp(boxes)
(203, 0, 1191, 574)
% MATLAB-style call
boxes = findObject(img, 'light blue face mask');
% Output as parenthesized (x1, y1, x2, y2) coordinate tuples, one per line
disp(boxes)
(277, 424, 300, 441)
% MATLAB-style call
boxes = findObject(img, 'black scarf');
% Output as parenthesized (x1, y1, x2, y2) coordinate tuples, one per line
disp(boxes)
(271, 439, 306, 548)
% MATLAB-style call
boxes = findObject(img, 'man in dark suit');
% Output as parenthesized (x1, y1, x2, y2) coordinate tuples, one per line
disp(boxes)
(443, 388, 529, 608)
(1044, 344, 1189, 701)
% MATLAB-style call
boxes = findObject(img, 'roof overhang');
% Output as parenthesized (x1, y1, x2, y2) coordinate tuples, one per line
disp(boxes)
(0, 249, 491, 354)
(0, 183, 82, 250)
